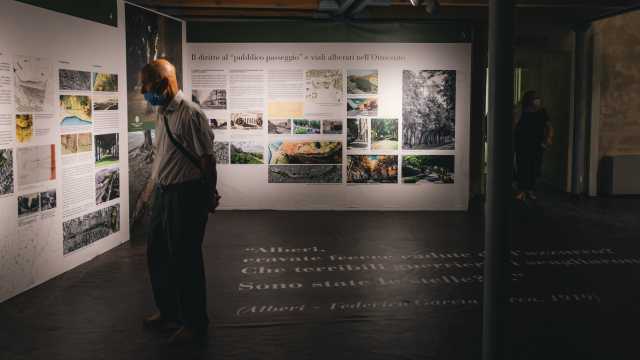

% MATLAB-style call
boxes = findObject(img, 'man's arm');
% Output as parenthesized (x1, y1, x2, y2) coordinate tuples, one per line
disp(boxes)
(132, 176, 155, 226)
(200, 154, 217, 190)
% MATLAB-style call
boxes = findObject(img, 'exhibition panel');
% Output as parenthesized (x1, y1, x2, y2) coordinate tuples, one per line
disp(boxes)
(188, 42, 471, 209)
(0, 1, 129, 302)
(0, 0, 472, 303)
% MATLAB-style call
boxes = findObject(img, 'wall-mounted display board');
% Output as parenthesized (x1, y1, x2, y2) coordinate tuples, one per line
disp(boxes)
(188, 43, 471, 210)
(0, 0, 129, 302)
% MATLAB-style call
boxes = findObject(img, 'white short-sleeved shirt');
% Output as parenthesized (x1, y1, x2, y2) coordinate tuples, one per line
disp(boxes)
(151, 90, 214, 185)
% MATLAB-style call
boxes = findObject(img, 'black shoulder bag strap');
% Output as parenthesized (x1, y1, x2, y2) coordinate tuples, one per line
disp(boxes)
(162, 115, 220, 211)
(162, 115, 204, 173)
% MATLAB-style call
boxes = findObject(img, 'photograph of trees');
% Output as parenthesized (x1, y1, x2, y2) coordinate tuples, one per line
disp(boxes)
(402, 70, 456, 150)
(371, 118, 398, 150)
(347, 155, 398, 183)
(347, 118, 368, 150)
(402, 155, 454, 184)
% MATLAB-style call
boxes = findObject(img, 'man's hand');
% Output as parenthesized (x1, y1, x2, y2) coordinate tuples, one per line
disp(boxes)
(132, 179, 155, 226)
(200, 154, 220, 213)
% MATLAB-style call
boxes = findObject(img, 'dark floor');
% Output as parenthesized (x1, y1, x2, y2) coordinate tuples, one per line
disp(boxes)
(1, 192, 640, 360)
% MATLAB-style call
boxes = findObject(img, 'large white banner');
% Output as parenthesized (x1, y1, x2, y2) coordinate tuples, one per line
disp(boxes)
(188, 43, 471, 210)
(0, 1, 129, 302)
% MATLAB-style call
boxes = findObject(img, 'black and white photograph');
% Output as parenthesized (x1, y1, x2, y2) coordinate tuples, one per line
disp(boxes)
(209, 118, 228, 130)
(268, 119, 292, 134)
(402, 70, 456, 150)
(230, 112, 263, 130)
(63, 204, 120, 255)
(0, 149, 14, 196)
(125, 3, 182, 132)
(322, 120, 343, 134)
(347, 69, 378, 95)
(59, 69, 91, 91)
(268, 165, 342, 183)
(402, 155, 454, 184)
(39, 189, 57, 211)
(214, 141, 230, 164)
(17, 192, 39, 217)
(93, 95, 118, 111)
(127, 130, 155, 224)
(193, 89, 227, 109)
(95, 167, 120, 205)
(347, 118, 368, 150)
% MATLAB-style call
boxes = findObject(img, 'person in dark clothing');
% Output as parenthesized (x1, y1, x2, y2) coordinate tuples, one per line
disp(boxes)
(132, 59, 217, 346)
(514, 91, 553, 201)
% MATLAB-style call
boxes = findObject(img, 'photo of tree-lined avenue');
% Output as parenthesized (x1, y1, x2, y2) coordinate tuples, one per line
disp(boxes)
(347, 155, 398, 183)
(402, 70, 456, 150)
(371, 118, 398, 150)
(402, 155, 454, 184)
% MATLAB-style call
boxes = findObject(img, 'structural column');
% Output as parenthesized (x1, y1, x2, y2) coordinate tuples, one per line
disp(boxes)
(483, 0, 514, 359)
(571, 24, 591, 195)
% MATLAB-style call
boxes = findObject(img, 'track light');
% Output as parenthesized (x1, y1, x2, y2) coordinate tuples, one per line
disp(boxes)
(408, 0, 440, 15)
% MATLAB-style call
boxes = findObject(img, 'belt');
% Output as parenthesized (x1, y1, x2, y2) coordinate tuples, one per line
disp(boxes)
(156, 178, 203, 193)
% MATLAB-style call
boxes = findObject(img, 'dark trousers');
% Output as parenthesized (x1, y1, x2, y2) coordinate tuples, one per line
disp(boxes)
(148, 179, 209, 330)
(515, 146, 544, 192)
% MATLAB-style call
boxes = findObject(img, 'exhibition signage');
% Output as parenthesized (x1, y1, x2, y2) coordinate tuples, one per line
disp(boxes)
(188, 43, 471, 210)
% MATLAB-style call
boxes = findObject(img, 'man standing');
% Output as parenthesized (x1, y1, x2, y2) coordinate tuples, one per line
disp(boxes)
(133, 59, 217, 345)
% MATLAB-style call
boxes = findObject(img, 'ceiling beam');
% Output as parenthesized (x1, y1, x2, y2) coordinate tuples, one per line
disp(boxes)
(391, 0, 634, 6)
(366, 4, 628, 23)
(335, 0, 359, 14)
(129, 0, 633, 21)
(349, 0, 375, 14)
(129, 0, 320, 10)
(154, 7, 320, 18)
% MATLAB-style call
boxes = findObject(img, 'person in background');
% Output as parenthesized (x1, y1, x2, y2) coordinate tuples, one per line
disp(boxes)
(514, 90, 553, 201)
(132, 59, 218, 346)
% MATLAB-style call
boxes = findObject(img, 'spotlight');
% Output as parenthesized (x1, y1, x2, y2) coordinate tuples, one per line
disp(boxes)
(409, 0, 422, 5)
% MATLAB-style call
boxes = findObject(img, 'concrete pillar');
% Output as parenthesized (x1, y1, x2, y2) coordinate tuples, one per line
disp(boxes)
(483, 0, 514, 359)
(571, 24, 592, 195)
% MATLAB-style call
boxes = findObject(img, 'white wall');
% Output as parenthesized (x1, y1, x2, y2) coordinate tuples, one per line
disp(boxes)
(188, 43, 471, 210)
(0, 1, 129, 302)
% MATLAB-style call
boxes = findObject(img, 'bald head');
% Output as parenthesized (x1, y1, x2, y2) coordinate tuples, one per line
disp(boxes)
(140, 59, 179, 104)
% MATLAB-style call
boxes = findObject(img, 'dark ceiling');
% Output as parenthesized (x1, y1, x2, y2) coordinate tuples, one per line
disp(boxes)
(128, 0, 640, 24)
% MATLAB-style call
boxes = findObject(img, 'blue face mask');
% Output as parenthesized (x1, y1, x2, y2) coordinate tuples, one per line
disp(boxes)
(143, 91, 166, 106)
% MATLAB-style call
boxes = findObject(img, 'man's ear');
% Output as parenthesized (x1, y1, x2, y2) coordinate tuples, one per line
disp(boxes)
(158, 78, 169, 94)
